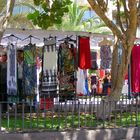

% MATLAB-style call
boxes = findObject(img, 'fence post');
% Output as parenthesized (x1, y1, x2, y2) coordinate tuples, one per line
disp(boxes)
(7, 103, 9, 130)
(22, 99, 25, 130)
(14, 103, 17, 131)
(78, 101, 80, 128)
(103, 100, 105, 128)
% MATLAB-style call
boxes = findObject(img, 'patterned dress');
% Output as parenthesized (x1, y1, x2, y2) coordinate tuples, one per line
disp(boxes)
(23, 44, 37, 97)
(100, 45, 112, 69)
(7, 43, 17, 96)
(58, 43, 76, 101)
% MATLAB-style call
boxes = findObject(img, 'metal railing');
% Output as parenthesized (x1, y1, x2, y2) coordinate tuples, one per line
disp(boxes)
(0, 94, 140, 132)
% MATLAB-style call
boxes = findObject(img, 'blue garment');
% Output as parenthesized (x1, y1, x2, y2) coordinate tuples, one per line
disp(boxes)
(23, 44, 37, 96)
(84, 78, 90, 96)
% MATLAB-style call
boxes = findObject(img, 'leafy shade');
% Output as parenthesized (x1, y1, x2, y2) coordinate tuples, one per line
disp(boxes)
(27, 0, 72, 29)
(53, 3, 111, 34)
(54, 2, 88, 31)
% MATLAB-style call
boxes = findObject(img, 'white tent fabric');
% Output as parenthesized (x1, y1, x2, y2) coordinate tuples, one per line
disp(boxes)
(1, 28, 114, 48)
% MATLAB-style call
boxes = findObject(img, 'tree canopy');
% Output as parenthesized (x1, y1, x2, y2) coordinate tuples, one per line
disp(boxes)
(27, 0, 72, 29)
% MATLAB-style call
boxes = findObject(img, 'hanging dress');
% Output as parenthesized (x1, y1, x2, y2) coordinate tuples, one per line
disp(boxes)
(131, 44, 140, 94)
(23, 44, 37, 97)
(40, 38, 58, 98)
(58, 42, 76, 101)
(76, 68, 85, 96)
(7, 43, 17, 102)
(17, 50, 24, 101)
(78, 36, 91, 69)
(100, 45, 112, 69)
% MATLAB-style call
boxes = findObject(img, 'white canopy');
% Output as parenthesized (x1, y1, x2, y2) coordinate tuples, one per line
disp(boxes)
(1, 28, 114, 47)
(1, 28, 140, 48)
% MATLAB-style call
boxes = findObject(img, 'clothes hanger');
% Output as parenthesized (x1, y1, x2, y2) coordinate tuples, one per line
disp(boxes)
(22, 35, 40, 44)
(44, 36, 57, 47)
(2, 34, 22, 41)
(58, 35, 76, 43)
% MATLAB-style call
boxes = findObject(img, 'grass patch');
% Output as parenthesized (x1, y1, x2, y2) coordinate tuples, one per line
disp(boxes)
(1, 111, 140, 132)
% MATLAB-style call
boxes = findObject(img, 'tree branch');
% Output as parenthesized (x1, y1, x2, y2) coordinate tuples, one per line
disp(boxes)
(116, 0, 125, 33)
(97, 0, 107, 12)
(126, 0, 137, 44)
(137, 0, 140, 26)
(121, 0, 129, 28)
(87, 0, 122, 38)
(0, 0, 15, 42)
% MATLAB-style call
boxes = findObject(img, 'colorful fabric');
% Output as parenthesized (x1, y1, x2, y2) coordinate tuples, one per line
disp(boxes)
(58, 43, 76, 101)
(100, 45, 112, 69)
(131, 44, 140, 93)
(23, 44, 37, 96)
(78, 36, 91, 69)
(7, 43, 17, 95)
(40, 38, 58, 98)
(58, 43, 75, 73)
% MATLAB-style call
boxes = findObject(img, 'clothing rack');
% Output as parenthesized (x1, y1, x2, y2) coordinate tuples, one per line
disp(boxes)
(58, 35, 76, 43)
(2, 34, 22, 41)
(22, 35, 40, 44)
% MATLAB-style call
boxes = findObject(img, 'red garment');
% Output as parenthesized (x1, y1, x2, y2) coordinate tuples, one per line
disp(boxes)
(100, 70, 105, 79)
(131, 44, 140, 93)
(124, 72, 128, 80)
(40, 98, 54, 110)
(78, 37, 91, 69)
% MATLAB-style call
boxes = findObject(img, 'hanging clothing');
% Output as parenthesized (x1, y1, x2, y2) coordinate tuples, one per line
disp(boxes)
(78, 36, 91, 69)
(40, 38, 58, 98)
(58, 42, 76, 101)
(131, 44, 140, 93)
(23, 44, 37, 96)
(0, 62, 7, 106)
(91, 75, 98, 95)
(76, 68, 85, 95)
(43, 40, 57, 72)
(99, 69, 105, 79)
(7, 43, 17, 96)
(91, 51, 98, 70)
(100, 45, 112, 69)
(58, 43, 76, 73)
(83, 70, 90, 96)
(17, 50, 24, 101)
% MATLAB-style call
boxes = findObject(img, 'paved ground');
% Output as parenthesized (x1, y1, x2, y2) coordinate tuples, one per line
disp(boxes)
(0, 127, 140, 140)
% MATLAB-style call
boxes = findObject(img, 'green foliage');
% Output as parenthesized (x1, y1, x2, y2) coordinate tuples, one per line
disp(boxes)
(27, 0, 72, 29)
(68, 2, 88, 26)
(0, 0, 6, 13)
(54, 2, 88, 31)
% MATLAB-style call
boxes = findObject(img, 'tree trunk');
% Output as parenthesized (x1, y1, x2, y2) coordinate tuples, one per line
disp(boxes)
(96, 39, 132, 119)
(87, 0, 138, 120)
(0, 0, 15, 42)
